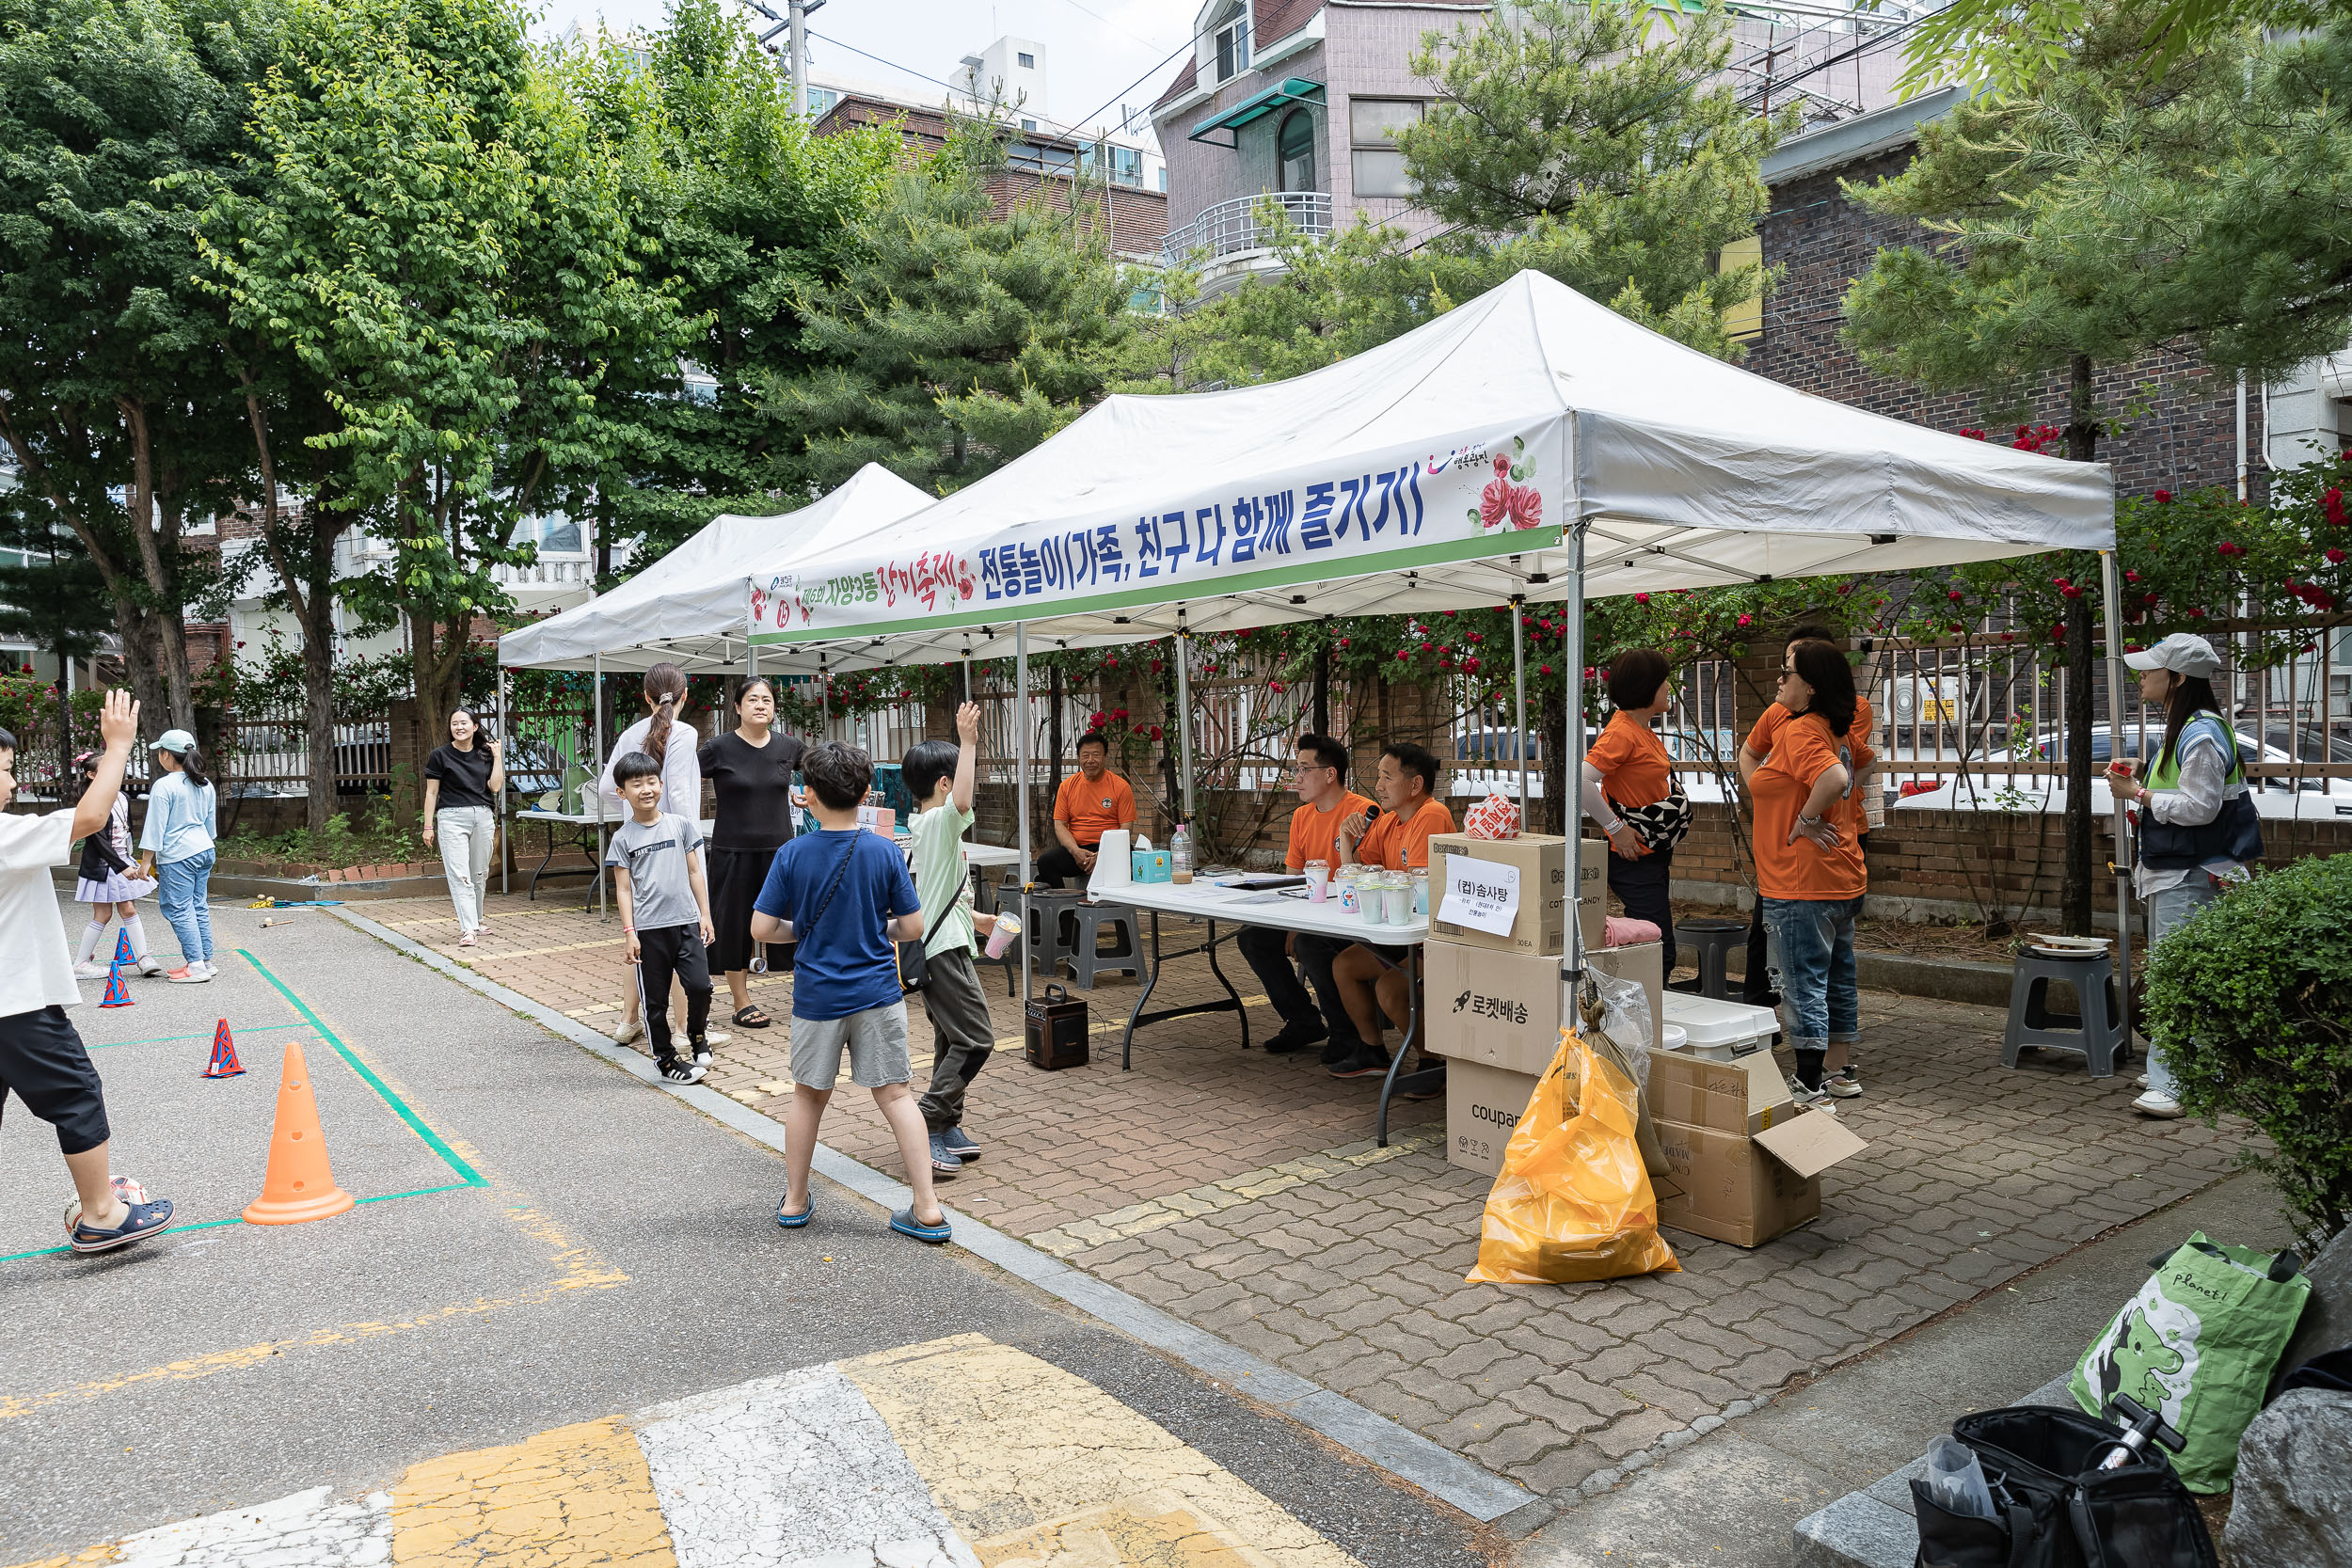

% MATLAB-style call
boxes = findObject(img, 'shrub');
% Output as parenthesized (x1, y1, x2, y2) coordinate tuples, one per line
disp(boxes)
(2146, 854, 2352, 1245)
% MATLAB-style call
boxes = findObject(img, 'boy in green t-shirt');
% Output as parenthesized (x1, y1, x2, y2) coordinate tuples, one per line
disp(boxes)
(900, 704, 997, 1178)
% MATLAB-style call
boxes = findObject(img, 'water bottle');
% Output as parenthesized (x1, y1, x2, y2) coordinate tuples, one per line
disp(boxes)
(1170, 822, 1193, 884)
(1922, 1436, 1995, 1519)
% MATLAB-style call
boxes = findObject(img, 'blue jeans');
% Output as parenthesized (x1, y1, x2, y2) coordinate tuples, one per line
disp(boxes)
(2143, 875, 2222, 1100)
(156, 849, 215, 968)
(1762, 894, 1862, 1071)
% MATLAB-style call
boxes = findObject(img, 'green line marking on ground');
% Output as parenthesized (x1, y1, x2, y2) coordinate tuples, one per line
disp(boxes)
(0, 1182, 477, 1264)
(236, 949, 487, 1189)
(87, 1022, 312, 1053)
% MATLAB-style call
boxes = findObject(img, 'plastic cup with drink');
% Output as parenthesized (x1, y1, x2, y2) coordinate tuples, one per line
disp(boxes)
(983, 911, 1022, 959)
(1305, 858, 1330, 903)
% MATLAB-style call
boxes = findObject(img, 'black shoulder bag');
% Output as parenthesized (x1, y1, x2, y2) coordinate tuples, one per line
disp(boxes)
(1913, 1404, 2216, 1568)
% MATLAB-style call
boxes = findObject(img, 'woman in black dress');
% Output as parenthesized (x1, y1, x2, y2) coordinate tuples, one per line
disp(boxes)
(697, 675, 804, 1028)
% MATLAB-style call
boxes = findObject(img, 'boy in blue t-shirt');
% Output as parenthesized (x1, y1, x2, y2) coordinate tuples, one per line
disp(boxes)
(751, 741, 948, 1244)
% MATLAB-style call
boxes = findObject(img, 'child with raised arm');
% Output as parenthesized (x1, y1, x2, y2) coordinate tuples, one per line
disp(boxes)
(900, 703, 996, 1179)
(605, 752, 717, 1085)
(751, 741, 950, 1244)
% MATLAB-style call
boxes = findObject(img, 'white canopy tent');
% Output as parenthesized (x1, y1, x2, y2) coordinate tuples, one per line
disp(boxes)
(736, 271, 2129, 1071)
(499, 463, 933, 674)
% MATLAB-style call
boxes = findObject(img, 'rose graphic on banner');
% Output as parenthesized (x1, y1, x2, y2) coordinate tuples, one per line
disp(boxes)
(1472, 438, 1542, 533)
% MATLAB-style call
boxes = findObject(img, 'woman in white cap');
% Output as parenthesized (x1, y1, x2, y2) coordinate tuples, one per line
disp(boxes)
(135, 729, 219, 983)
(2107, 632, 2262, 1118)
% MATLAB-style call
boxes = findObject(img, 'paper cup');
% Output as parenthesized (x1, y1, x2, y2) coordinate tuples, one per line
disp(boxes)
(983, 912, 1022, 959)
(1381, 881, 1413, 924)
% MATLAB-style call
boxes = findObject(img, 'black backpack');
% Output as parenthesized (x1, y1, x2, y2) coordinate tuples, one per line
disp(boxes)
(1913, 1405, 2216, 1568)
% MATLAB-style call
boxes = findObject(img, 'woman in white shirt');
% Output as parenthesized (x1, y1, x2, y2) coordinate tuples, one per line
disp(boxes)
(596, 663, 722, 1047)
(136, 730, 219, 983)
(2107, 634, 2261, 1120)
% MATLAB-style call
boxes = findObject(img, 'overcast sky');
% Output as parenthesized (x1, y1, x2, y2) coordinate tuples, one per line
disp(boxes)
(533, 0, 1198, 142)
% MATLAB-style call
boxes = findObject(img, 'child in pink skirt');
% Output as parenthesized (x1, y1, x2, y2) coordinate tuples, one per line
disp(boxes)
(70, 752, 162, 979)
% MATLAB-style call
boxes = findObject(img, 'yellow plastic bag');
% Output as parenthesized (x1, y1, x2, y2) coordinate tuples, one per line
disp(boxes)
(1467, 1025, 1681, 1285)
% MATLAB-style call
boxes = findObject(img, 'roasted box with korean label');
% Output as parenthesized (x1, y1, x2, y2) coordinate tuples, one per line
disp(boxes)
(1427, 833, 1588, 957)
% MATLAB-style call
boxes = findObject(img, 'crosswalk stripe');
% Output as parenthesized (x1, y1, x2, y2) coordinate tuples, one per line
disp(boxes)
(637, 1366, 975, 1568)
(841, 1335, 1364, 1567)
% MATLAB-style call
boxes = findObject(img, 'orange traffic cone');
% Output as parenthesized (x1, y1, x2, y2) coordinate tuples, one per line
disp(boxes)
(241, 1038, 355, 1225)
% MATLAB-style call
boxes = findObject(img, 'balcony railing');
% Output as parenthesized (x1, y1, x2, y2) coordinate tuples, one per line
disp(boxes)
(1161, 190, 1331, 268)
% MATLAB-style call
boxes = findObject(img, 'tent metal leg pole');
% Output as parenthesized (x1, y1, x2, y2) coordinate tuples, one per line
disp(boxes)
(819, 652, 829, 739)
(497, 664, 509, 896)
(1563, 526, 1588, 998)
(593, 652, 605, 919)
(2099, 550, 2135, 1050)
(961, 650, 971, 703)
(1175, 611, 1196, 824)
(1511, 593, 1529, 817)
(1017, 624, 1032, 1004)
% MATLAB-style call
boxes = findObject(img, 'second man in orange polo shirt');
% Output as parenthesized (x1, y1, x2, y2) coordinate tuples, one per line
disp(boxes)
(1238, 734, 1375, 1057)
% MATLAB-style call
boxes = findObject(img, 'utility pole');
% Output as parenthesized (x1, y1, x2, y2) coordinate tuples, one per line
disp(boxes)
(734, 0, 823, 116)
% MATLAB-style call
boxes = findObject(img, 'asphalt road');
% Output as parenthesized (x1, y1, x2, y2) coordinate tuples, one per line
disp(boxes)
(0, 897, 1491, 1565)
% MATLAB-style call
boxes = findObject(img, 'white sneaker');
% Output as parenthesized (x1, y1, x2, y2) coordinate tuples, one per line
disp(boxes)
(615, 1019, 644, 1046)
(166, 965, 211, 984)
(1790, 1083, 1840, 1115)
(136, 957, 166, 976)
(1824, 1069, 1863, 1099)
(703, 1028, 731, 1047)
(2132, 1090, 2185, 1119)
(2133, 1072, 2150, 1090)
(73, 962, 108, 980)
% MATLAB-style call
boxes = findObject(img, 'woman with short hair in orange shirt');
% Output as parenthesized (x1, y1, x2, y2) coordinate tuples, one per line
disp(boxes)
(1581, 648, 1686, 980)
(1746, 641, 1867, 1108)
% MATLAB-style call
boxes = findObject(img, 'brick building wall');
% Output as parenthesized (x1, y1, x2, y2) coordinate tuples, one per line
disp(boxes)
(1753, 149, 2263, 502)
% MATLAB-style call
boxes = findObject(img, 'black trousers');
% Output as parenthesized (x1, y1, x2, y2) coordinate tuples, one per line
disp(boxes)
(0, 1006, 110, 1154)
(1236, 925, 1323, 1037)
(1607, 846, 1677, 980)
(635, 924, 714, 1060)
(1037, 844, 1088, 890)
(1743, 897, 1779, 1006)
(1286, 932, 1365, 1058)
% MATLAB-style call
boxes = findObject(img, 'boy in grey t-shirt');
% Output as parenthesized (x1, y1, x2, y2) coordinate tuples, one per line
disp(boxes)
(605, 752, 716, 1084)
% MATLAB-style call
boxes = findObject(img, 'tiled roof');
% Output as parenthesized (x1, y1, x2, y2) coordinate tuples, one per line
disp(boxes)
(1152, 54, 1199, 112)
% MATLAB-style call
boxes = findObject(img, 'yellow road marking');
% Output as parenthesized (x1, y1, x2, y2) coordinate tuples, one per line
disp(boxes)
(391, 1419, 675, 1566)
(842, 1335, 1363, 1568)
(0, 1207, 625, 1423)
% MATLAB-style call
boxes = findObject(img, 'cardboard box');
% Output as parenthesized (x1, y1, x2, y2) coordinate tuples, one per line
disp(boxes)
(1651, 1109, 1868, 1247)
(1647, 1049, 1796, 1137)
(1428, 833, 1571, 956)
(1575, 838, 1607, 951)
(1425, 941, 1663, 1076)
(1444, 1058, 1542, 1179)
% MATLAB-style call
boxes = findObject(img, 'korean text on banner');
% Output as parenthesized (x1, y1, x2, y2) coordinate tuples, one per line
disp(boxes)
(1439, 858, 1520, 938)
(746, 429, 1561, 641)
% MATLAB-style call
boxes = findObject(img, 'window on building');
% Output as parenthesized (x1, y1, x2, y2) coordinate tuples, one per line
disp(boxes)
(1719, 236, 1764, 341)
(1017, 51, 1035, 68)
(806, 86, 839, 118)
(1020, 117, 1037, 131)
(1158, 166, 1168, 192)
(1348, 98, 1422, 199)
(1277, 108, 1317, 193)
(1213, 0, 1250, 82)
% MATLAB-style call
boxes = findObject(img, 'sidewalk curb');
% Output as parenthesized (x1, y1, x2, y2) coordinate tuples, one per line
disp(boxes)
(329, 907, 1537, 1526)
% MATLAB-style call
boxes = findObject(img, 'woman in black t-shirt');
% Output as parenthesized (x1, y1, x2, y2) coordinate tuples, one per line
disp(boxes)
(697, 676, 804, 1027)
(422, 708, 504, 947)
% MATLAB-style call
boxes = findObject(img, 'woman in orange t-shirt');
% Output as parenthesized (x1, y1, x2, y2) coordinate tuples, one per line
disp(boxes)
(1747, 640, 1866, 1104)
(1581, 648, 1681, 978)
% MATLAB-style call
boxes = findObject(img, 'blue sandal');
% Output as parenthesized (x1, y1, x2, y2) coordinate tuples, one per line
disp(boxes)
(889, 1206, 952, 1245)
(69, 1196, 175, 1254)
(776, 1193, 815, 1229)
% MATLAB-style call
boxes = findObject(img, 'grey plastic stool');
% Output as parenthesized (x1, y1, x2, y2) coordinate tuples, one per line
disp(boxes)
(2002, 949, 2125, 1078)
(1675, 918, 1748, 999)
(1020, 885, 1083, 991)
(1063, 900, 1141, 989)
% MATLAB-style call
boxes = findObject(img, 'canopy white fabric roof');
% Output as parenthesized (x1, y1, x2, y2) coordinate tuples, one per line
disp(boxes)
(499, 464, 933, 673)
(745, 271, 2113, 673)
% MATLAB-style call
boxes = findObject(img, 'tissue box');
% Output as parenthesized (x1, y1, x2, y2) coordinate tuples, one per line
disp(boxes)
(1464, 791, 1521, 840)
(1131, 849, 1172, 883)
(856, 804, 896, 837)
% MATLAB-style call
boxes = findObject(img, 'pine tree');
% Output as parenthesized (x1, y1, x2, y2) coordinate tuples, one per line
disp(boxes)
(771, 126, 1137, 493)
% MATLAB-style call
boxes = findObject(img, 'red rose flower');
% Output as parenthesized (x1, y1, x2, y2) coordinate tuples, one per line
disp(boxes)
(1539, 664, 1554, 675)
(2152, 490, 2173, 504)
(1634, 593, 1650, 605)
(1479, 478, 1511, 526)
(1507, 484, 1542, 529)
(2328, 547, 2347, 564)
(1493, 453, 1511, 477)
(1947, 590, 1963, 602)
(2326, 487, 2347, 527)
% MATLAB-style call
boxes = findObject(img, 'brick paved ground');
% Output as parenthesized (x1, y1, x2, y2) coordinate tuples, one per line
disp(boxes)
(364, 890, 2254, 1501)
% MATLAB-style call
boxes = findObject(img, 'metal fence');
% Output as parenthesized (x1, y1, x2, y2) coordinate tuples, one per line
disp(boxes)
(219, 698, 392, 798)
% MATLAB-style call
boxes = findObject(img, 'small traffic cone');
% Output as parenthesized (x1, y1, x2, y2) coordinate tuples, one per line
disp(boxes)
(203, 1019, 245, 1079)
(113, 927, 134, 964)
(99, 960, 134, 1007)
(241, 1038, 354, 1226)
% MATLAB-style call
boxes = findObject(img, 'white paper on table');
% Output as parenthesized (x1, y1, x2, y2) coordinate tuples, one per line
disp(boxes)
(1438, 859, 1520, 936)
(1088, 829, 1135, 895)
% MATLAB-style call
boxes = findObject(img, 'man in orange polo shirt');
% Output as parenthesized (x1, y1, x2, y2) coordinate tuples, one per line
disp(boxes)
(1327, 741, 1455, 1080)
(1239, 734, 1374, 1056)
(1039, 731, 1136, 888)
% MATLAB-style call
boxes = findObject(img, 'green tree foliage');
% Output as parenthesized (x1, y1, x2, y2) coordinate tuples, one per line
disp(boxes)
(770, 126, 1137, 493)
(2145, 853, 2352, 1244)
(0, 0, 270, 736)
(556, 0, 899, 563)
(1896, 0, 2339, 97)
(1840, 7, 2352, 932)
(1392, 0, 1791, 355)
(203, 0, 684, 732)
